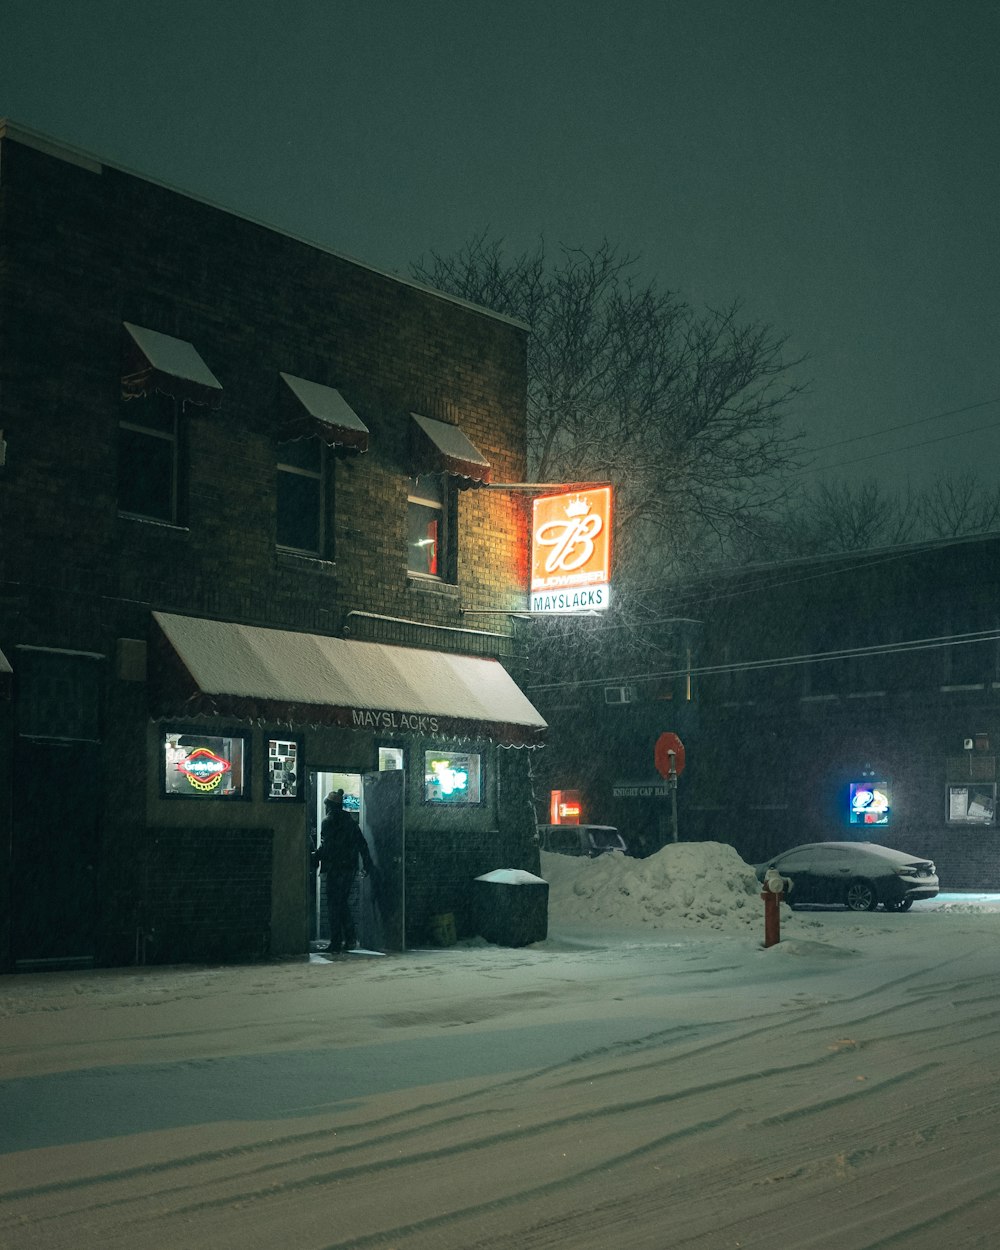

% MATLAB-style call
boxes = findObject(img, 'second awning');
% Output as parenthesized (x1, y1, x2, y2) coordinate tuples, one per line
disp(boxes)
(411, 412, 491, 484)
(279, 373, 370, 452)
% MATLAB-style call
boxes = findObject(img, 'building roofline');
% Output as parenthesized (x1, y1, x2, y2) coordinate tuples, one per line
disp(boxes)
(0, 118, 530, 334)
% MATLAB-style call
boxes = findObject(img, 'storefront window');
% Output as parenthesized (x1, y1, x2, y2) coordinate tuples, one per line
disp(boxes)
(163, 731, 248, 799)
(947, 783, 996, 825)
(267, 737, 301, 800)
(424, 750, 481, 804)
(379, 746, 404, 771)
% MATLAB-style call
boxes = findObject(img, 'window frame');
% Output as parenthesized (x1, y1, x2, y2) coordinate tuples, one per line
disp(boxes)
(161, 728, 251, 801)
(407, 474, 456, 582)
(946, 782, 997, 826)
(118, 392, 181, 524)
(276, 436, 329, 558)
(266, 735, 304, 802)
(422, 748, 484, 807)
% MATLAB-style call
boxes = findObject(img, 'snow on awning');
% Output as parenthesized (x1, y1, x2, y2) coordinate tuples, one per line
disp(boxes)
(411, 412, 491, 485)
(0, 645, 11, 700)
(151, 612, 546, 745)
(278, 373, 370, 452)
(121, 322, 223, 409)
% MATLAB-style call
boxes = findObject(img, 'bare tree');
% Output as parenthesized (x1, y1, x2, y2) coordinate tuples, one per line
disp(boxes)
(413, 233, 807, 579)
(731, 472, 1000, 565)
(918, 471, 1000, 538)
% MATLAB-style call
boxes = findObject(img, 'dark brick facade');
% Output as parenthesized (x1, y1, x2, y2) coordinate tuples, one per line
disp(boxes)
(0, 123, 543, 970)
(536, 534, 1000, 890)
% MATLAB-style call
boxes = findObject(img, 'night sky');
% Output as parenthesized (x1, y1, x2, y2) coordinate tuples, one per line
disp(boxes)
(3, 0, 999, 484)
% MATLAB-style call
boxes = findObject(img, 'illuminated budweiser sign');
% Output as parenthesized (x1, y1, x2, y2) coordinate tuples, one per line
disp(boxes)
(530, 487, 612, 613)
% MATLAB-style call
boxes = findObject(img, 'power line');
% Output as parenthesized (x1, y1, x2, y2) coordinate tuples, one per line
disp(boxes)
(527, 532, 1000, 642)
(805, 397, 1000, 454)
(799, 414, 1000, 476)
(527, 628, 1000, 693)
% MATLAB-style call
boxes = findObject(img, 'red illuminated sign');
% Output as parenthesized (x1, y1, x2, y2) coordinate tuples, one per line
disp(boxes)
(531, 488, 612, 613)
(550, 789, 582, 825)
(175, 747, 232, 793)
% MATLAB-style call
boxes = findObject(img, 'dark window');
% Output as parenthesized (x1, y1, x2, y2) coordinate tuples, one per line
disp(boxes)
(407, 475, 453, 579)
(277, 438, 326, 555)
(118, 392, 179, 523)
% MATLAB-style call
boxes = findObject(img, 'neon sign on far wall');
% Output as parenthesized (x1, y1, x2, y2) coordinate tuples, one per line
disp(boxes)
(530, 487, 612, 614)
(850, 781, 891, 825)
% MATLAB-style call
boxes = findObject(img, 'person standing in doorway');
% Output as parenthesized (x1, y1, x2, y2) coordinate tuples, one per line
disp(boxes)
(316, 789, 374, 953)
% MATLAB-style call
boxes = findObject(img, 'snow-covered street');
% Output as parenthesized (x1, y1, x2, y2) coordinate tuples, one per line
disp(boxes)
(3, 844, 1000, 1249)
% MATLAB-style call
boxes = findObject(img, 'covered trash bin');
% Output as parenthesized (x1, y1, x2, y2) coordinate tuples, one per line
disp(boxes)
(473, 869, 548, 947)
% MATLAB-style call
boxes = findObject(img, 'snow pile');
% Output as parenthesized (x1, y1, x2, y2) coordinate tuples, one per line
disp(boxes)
(542, 840, 768, 935)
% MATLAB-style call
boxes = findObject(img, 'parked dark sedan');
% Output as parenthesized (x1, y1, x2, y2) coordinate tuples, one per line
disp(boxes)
(755, 842, 939, 911)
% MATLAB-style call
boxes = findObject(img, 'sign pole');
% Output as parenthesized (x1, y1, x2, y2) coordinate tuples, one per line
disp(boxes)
(668, 752, 678, 843)
(654, 733, 685, 849)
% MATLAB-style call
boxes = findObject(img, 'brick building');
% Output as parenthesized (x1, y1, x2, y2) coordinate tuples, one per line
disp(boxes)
(0, 121, 546, 971)
(534, 534, 1000, 889)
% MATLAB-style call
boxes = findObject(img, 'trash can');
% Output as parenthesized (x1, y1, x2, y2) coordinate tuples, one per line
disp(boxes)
(473, 869, 548, 947)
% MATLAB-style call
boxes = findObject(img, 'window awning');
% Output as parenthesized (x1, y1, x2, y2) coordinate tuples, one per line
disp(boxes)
(151, 612, 546, 745)
(278, 373, 369, 452)
(0, 646, 11, 698)
(411, 413, 491, 485)
(121, 322, 223, 409)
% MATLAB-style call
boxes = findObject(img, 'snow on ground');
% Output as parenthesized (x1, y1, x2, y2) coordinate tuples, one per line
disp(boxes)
(541, 841, 764, 934)
(3, 844, 1000, 1250)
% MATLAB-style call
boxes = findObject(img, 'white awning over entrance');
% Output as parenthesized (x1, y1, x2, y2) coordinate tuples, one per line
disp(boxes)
(152, 612, 546, 744)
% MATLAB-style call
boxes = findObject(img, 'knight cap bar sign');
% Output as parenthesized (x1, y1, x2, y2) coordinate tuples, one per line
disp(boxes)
(530, 486, 612, 613)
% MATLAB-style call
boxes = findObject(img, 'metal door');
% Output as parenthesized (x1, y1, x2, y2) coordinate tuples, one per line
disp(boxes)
(361, 769, 405, 951)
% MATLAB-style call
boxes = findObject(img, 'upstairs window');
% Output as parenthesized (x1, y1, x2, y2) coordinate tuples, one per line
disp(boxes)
(118, 392, 180, 523)
(407, 474, 453, 579)
(277, 438, 327, 556)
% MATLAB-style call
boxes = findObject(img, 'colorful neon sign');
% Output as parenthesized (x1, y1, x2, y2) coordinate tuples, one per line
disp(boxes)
(530, 487, 612, 614)
(175, 747, 232, 793)
(849, 782, 890, 825)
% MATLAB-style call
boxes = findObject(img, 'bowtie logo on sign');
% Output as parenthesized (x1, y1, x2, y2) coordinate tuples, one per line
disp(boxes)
(530, 487, 612, 614)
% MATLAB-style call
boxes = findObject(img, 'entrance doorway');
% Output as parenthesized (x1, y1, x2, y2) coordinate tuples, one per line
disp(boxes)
(308, 768, 405, 952)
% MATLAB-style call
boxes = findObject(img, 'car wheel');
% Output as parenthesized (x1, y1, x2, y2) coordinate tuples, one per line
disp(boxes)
(845, 878, 878, 911)
(883, 897, 913, 912)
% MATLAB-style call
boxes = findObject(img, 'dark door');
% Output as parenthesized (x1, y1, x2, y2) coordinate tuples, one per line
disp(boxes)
(11, 739, 101, 966)
(361, 769, 405, 951)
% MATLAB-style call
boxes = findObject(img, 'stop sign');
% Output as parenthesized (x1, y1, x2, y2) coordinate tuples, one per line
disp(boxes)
(654, 732, 686, 779)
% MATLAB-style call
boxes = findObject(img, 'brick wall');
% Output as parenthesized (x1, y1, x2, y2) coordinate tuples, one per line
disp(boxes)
(0, 134, 530, 642)
(141, 827, 274, 964)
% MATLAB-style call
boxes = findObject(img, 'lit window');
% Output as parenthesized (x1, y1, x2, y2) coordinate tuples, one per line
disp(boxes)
(267, 737, 301, 800)
(407, 475, 452, 579)
(277, 438, 326, 555)
(424, 750, 481, 804)
(163, 731, 248, 799)
(119, 392, 179, 523)
(379, 746, 404, 771)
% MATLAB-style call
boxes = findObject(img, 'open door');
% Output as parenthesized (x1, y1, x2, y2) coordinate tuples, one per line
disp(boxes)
(361, 769, 405, 952)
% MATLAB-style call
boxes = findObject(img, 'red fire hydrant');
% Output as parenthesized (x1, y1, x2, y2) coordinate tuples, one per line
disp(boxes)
(761, 869, 792, 948)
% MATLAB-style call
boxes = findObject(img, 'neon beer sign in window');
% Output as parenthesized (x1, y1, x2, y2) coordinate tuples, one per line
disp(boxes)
(849, 781, 890, 825)
(163, 732, 247, 799)
(531, 487, 612, 613)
